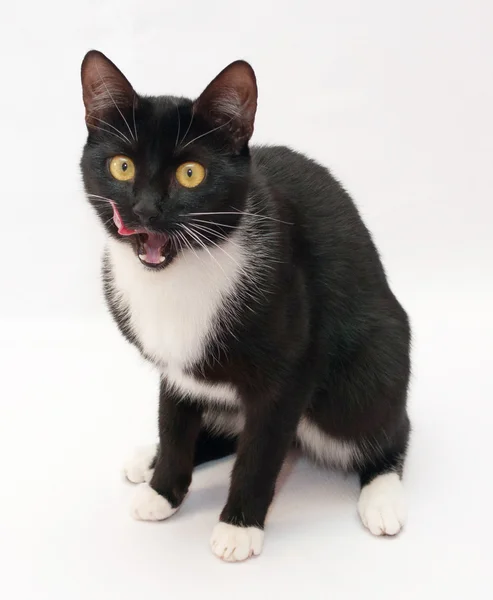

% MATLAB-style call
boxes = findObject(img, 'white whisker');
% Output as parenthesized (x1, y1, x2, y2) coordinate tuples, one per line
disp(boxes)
(132, 94, 138, 142)
(183, 210, 292, 225)
(186, 217, 238, 230)
(88, 123, 133, 144)
(229, 208, 294, 225)
(188, 221, 230, 243)
(187, 225, 247, 277)
(101, 214, 116, 227)
(87, 194, 114, 202)
(177, 227, 207, 267)
(89, 198, 112, 205)
(181, 224, 227, 276)
(176, 230, 191, 255)
(180, 117, 233, 150)
(179, 106, 195, 147)
(173, 100, 181, 148)
(87, 116, 132, 144)
(188, 226, 274, 299)
(173, 232, 184, 255)
(87, 194, 114, 204)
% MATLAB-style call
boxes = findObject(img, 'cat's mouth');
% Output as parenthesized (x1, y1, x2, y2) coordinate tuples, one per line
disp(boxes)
(134, 232, 170, 267)
(110, 202, 172, 269)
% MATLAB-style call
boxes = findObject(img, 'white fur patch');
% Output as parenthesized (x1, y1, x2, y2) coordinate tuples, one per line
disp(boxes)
(210, 522, 264, 562)
(107, 232, 245, 370)
(131, 483, 177, 521)
(358, 472, 406, 536)
(123, 444, 157, 484)
(296, 417, 361, 469)
(163, 363, 238, 405)
(202, 408, 245, 438)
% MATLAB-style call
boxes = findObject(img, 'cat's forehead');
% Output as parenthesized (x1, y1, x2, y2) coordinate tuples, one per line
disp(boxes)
(136, 96, 195, 153)
(143, 96, 192, 128)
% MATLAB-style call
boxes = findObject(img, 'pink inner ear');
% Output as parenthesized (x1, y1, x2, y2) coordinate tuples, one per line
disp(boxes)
(194, 60, 257, 148)
(82, 50, 136, 125)
(110, 201, 139, 235)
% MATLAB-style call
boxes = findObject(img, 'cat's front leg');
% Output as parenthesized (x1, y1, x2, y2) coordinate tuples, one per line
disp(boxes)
(131, 379, 202, 521)
(210, 371, 312, 562)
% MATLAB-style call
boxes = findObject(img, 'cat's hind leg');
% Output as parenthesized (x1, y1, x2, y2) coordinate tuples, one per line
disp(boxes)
(357, 417, 410, 536)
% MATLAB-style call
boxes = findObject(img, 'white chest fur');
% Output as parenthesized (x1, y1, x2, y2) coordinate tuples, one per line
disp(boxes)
(107, 234, 245, 404)
(108, 236, 363, 468)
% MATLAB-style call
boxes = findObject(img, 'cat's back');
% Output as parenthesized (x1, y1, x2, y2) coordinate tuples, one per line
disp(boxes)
(252, 145, 350, 211)
(251, 144, 376, 261)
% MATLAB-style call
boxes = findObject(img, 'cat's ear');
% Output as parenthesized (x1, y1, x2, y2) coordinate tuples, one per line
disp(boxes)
(81, 50, 136, 129)
(194, 60, 258, 150)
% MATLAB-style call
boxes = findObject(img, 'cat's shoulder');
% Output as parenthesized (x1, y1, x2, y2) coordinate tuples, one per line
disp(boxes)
(252, 144, 322, 171)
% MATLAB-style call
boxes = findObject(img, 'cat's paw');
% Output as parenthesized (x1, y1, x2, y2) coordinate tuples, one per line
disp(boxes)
(123, 444, 157, 484)
(131, 483, 177, 521)
(358, 472, 406, 536)
(210, 522, 264, 562)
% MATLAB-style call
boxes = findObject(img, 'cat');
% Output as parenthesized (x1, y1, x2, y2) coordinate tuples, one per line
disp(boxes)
(80, 50, 411, 562)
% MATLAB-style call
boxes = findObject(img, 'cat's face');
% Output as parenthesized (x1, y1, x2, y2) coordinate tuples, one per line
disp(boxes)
(80, 51, 257, 269)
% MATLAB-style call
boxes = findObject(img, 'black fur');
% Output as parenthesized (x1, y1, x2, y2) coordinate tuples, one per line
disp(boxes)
(81, 51, 411, 533)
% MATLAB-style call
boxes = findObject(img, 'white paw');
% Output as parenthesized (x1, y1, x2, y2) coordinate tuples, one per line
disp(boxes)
(358, 472, 407, 536)
(210, 522, 264, 562)
(123, 444, 157, 483)
(131, 483, 177, 521)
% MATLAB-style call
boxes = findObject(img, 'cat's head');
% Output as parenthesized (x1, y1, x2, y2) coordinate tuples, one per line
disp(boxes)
(80, 51, 257, 269)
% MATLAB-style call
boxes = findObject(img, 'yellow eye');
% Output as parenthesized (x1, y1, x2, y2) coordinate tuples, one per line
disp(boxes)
(109, 156, 135, 181)
(175, 162, 206, 188)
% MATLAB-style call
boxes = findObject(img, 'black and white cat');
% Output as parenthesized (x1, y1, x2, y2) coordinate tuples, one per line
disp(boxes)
(80, 50, 411, 562)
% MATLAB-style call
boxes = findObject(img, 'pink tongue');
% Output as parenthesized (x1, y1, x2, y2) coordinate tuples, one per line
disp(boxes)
(111, 202, 139, 236)
(143, 233, 169, 264)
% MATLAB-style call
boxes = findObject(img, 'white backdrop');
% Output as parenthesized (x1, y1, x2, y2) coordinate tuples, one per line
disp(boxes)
(1, 0, 492, 319)
(1, 2, 492, 599)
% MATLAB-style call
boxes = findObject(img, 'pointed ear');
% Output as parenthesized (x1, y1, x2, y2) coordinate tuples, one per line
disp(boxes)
(81, 50, 136, 128)
(194, 60, 257, 150)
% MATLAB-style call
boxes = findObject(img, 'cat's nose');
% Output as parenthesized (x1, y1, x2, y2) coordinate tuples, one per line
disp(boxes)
(133, 201, 158, 225)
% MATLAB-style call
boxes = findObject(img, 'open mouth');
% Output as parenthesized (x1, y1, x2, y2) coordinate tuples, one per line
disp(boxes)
(110, 202, 172, 269)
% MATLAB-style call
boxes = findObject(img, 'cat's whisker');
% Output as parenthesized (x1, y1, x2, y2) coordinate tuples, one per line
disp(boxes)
(89, 199, 113, 206)
(188, 221, 231, 244)
(176, 230, 190, 254)
(183, 210, 292, 225)
(179, 107, 195, 147)
(190, 226, 268, 304)
(88, 198, 112, 205)
(101, 214, 116, 227)
(173, 232, 185, 255)
(177, 227, 207, 268)
(132, 94, 138, 142)
(94, 62, 136, 142)
(87, 194, 114, 204)
(180, 224, 227, 276)
(230, 208, 293, 225)
(173, 100, 181, 149)
(187, 225, 250, 280)
(190, 223, 229, 241)
(187, 217, 238, 230)
(88, 115, 132, 144)
(88, 123, 132, 144)
(179, 117, 234, 150)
